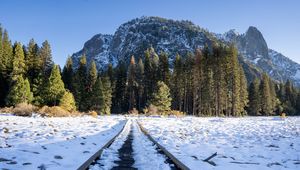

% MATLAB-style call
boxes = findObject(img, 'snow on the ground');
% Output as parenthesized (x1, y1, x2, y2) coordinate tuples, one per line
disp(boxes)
(139, 116, 300, 170)
(90, 118, 131, 170)
(0, 114, 126, 170)
(91, 118, 173, 170)
(132, 119, 172, 169)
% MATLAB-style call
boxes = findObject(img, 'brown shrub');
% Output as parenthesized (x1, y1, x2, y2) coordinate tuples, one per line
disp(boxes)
(13, 103, 38, 116)
(38, 106, 71, 117)
(146, 104, 158, 115)
(169, 110, 185, 117)
(0, 107, 13, 114)
(280, 112, 286, 118)
(128, 108, 139, 115)
(89, 111, 98, 118)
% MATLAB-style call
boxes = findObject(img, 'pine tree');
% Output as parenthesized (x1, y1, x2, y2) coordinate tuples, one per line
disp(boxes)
(150, 81, 172, 113)
(62, 56, 74, 91)
(87, 60, 97, 92)
(259, 73, 273, 115)
(1, 30, 13, 75)
(101, 76, 112, 114)
(85, 60, 98, 110)
(90, 76, 104, 113)
(59, 91, 76, 112)
(0, 26, 3, 71)
(248, 78, 260, 115)
(11, 42, 26, 79)
(1, 29, 13, 106)
(45, 65, 66, 106)
(39, 40, 53, 76)
(112, 62, 127, 113)
(296, 92, 300, 115)
(26, 39, 41, 84)
(106, 63, 114, 85)
(144, 49, 153, 104)
(182, 52, 194, 114)
(136, 58, 145, 110)
(230, 45, 241, 116)
(73, 55, 88, 111)
(127, 56, 137, 110)
(239, 65, 248, 115)
(283, 80, 297, 114)
(192, 49, 203, 116)
(31, 72, 44, 105)
(171, 54, 184, 111)
(6, 76, 33, 106)
(158, 51, 171, 85)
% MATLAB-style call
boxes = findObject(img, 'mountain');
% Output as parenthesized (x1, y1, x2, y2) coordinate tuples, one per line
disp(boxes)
(217, 26, 300, 85)
(72, 16, 300, 85)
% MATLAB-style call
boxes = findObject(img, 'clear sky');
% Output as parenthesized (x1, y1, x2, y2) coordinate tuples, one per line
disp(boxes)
(0, 0, 299, 66)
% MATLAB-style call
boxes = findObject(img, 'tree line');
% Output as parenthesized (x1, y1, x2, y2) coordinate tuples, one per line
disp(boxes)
(0, 26, 300, 116)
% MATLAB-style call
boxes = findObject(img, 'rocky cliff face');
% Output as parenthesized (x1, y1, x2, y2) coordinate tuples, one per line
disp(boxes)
(72, 16, 300, 85)
(218, 26, 300, 85)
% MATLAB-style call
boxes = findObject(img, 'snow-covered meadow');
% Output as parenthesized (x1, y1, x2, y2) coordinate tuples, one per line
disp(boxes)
(0, 114, 126, 170)
(140, 116, 300, 170)
(1, 115, 299, 170)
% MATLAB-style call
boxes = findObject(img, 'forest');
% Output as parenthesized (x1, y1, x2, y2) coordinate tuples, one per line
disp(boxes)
(1, 26, 300, 116)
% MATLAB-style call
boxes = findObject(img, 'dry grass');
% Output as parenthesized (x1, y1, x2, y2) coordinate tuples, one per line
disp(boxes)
(88, 111, 98, 118)
(280, 112, 286, 118)
(38, 106, 71, 117)
(0, 107, 13, 114)
(128, 108, 139, 115)
(13, 103, 38, 116)
(169, 110, 185, 117)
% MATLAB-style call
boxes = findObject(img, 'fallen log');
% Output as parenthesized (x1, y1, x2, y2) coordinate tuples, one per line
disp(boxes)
(202, 152, 217, 166)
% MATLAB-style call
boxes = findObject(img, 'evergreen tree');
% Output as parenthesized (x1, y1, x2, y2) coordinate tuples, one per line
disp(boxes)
(39, 40, 53, 76)
(112, 62, 127, 113)
(26, 39, 41, 84)
(31, 72, 44, 105)
(144, 49, 153, 104)
(158, 51, 171, 85)
(11, 42, 26, 79)
(239, 65, 248, 115)
(127, 56, 137, 110)
(259, 74, 273, 115)
(90, 76, 104, 113)
(101, 76, 112, 114)
(73, 55, 88, 111)
(85, 60, 98, 110)
(229, 45, 241, 116)
(62, 56, 74, 91)
(6, 76, 33, 106)
(150, 81, 172, 113)
(1, 30, 13, 75)
(136, 58, 145, 110)
(87, 60, 97, 92)
(282, 80, 297, 114)
(45, 65, 66, 106)
(0, 26, 2, 64)
(192, 49, 203, 116)
(182, 52, 194, 114)
(171, 54, 184, 111)
(59, 91, 76, 112)
(106, 63, 114, 85)
(248, 78, 260, 115)
(0, 30, 13, 106)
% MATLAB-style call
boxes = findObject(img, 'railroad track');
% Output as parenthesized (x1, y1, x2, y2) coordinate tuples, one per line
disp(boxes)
(77, 118, 190, 170)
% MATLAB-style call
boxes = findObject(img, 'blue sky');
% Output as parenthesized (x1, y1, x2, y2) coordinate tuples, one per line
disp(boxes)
(0, 0, 299, 66)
